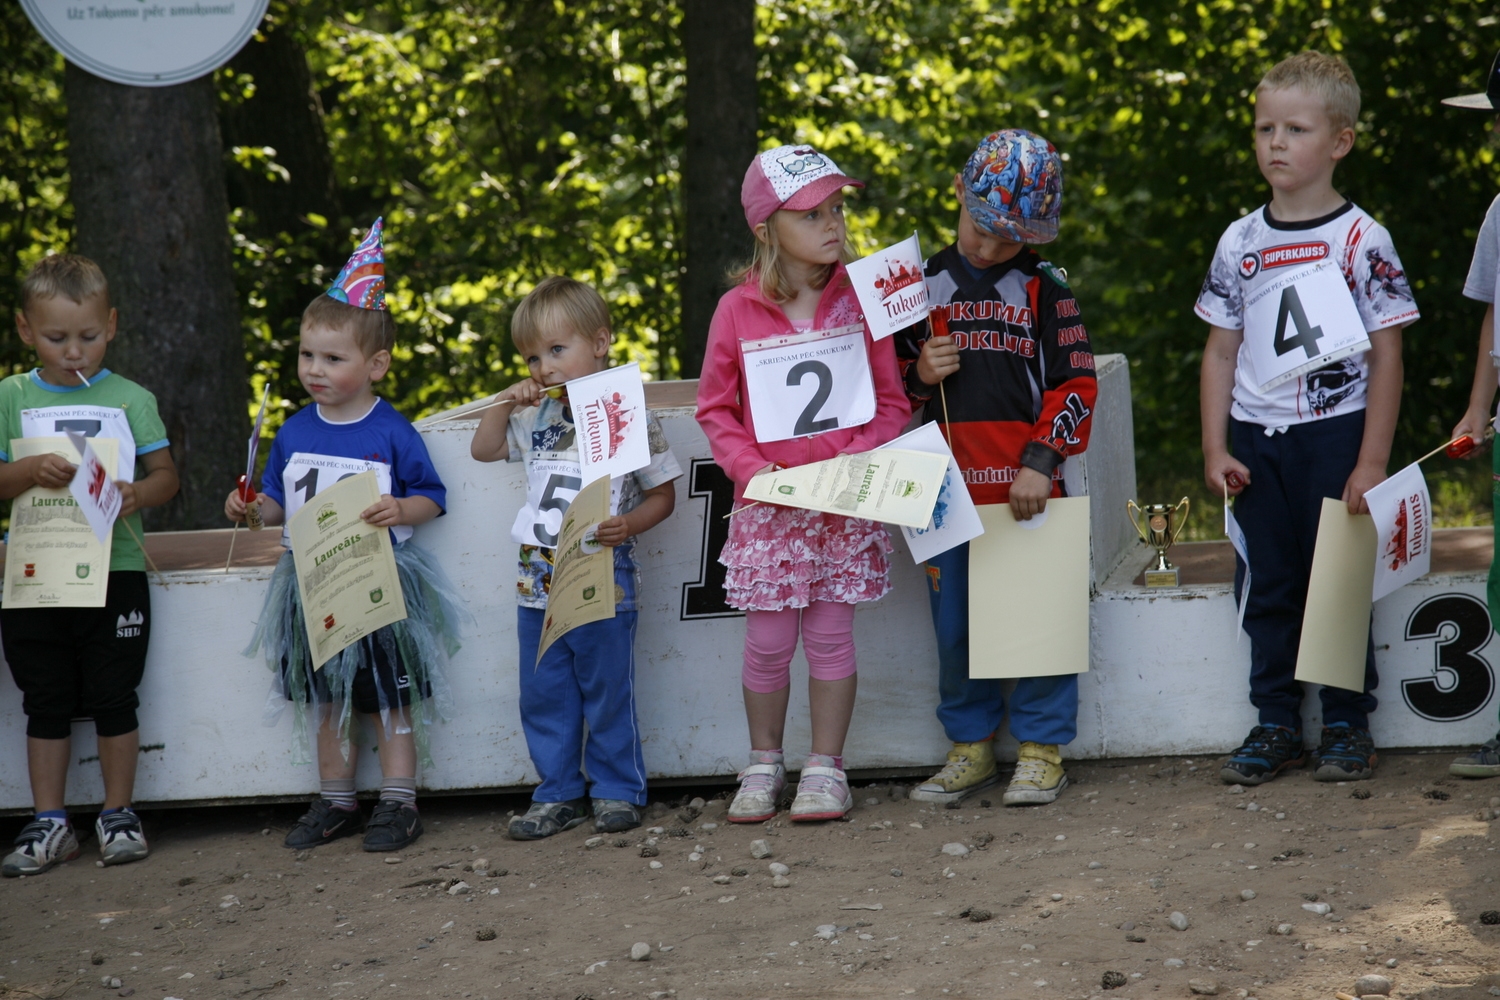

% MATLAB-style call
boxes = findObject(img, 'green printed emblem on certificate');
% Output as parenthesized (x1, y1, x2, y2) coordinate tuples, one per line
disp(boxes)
(288, 470, 408, 671)
(536, 473, 616, 664)
(741, 449, 949, 528)
(3, 436, 117, 609)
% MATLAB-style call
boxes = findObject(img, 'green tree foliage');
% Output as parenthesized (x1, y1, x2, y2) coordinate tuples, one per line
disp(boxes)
(4, 1, 1499, 526)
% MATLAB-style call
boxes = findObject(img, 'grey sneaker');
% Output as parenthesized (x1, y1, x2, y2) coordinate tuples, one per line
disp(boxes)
(96, 809, 149, 867)
(508, 798, 590, 840)
(2, 817, 80, 877)
(1450, 732, 1500, 778)
(592, 799, 641, 833)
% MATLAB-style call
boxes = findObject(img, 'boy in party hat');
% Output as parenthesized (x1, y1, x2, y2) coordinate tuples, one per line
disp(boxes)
(0, 254, 180, 877)
(225, 219, 466, 852)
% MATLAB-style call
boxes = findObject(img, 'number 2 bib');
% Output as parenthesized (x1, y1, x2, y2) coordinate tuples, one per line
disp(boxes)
(280, 452, 405, 546)
(1243, 258, 1370, 392)
(510, 454, 621, 548)
(741, 324, 876, 444)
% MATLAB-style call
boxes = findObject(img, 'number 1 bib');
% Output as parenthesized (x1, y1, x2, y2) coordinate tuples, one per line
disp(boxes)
(510, 454, 621, 548)
(280, 452, 405, 546)
(1243, 258, 1370, 392)
(741, 324, 876, 444)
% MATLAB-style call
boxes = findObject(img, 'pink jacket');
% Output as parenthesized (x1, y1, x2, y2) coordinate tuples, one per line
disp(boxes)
(695, 265, 912, 494)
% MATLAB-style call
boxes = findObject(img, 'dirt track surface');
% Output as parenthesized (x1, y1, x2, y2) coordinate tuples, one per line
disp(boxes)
(1, 752, 1497, 1000)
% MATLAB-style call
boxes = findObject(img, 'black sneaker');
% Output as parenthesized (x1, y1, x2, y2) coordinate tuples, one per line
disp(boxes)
(507, 798, 590, 841)
(283, 798, 363, 849)
(592, 799, 641, 834)
(1450, 731, 1500, 778)
(362, 800, 423, 852)
(1220, 725, 1306, 785)
(1313, 723, 1378, 781)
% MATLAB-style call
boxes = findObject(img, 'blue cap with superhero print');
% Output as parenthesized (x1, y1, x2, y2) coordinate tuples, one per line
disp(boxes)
(960, 130, 1063, 244)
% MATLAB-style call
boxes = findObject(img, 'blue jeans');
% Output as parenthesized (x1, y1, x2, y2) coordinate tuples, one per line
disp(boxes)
(925, 542, 1078, 745)
(516, 606, 646, 804)
(1231, 412, 1378, 730)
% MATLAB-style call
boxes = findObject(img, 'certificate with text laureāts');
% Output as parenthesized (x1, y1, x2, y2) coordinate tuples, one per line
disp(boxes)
(3, 436, 117, 609)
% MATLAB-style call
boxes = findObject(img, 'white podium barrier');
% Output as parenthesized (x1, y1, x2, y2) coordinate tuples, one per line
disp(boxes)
(1, 354, 1495, 809)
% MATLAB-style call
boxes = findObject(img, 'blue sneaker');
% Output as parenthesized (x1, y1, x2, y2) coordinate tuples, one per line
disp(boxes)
(1313, 723, 1378, 781)
(1220, 725, 1306, 785)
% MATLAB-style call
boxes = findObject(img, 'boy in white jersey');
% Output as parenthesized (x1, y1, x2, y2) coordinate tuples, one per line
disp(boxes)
(1197, 51, 1418, 785)
(1441, 48, 1500, 780)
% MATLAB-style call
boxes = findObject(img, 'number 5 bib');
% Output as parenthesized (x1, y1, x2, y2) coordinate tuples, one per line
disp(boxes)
(510, 454, 621, 548)
(1243, 258, 1370, 392)
(741, 323, 876, 444)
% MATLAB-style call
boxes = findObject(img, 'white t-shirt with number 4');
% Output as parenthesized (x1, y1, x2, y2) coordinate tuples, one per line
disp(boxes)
(1195, 201, 1419, 428)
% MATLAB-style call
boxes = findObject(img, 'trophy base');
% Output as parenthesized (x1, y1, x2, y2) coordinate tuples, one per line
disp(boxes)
(1142, 567, 1181, 588)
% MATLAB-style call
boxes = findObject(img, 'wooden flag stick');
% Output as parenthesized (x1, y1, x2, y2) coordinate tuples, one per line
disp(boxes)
(119, 517, 168, 589)
(224, 521, 241, 573)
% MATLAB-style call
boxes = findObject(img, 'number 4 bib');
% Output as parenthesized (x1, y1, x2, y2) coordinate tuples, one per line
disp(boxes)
(741, 324, 876, 444)
(1243, 258, 1370, 392)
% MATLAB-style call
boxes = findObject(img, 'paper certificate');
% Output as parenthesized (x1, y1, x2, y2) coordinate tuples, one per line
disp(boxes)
(1294, 497, 1376, 693)
(846, 232, 930, 340)
(1243, 258, 1370, 392)
(536, 473, 615, 663)
(566, 363, 651, 481)
(288, 470, 408, 671)
(3, 436, 117, 609)
(883, 421, 984, 563)
(967, 497, 1091, 679)
(742, 448, 949, 528)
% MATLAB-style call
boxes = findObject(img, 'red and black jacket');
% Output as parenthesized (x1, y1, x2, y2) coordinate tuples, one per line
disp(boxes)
(893, 244, 1097, 506)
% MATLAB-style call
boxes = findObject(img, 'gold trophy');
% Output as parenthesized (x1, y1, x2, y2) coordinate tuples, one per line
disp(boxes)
(1127, 498, 1191, 588)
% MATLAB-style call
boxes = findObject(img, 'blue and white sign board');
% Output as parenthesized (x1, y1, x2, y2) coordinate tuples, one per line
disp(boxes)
(21, 0, 269, 87)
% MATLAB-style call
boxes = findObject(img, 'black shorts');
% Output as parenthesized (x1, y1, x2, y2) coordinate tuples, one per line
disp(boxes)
(1, 571, 151, 740)
(283, 628, 428, 715)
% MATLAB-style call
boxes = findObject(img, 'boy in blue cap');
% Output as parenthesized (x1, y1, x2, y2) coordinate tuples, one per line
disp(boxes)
(895, 129, 1097, 806)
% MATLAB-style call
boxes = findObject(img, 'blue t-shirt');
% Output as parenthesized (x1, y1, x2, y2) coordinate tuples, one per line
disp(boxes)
(261, 398, 446, 546)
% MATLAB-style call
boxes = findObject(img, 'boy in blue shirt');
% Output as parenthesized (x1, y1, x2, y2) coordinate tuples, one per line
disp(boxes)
(226, 220, 463, 851)
(1, 254, 180, 876)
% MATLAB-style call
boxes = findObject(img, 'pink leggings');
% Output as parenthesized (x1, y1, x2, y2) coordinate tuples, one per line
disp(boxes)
(741, 601, 858, 693)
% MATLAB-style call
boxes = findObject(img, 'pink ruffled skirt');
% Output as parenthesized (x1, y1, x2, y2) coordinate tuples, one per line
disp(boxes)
(720, 503, 892, 611)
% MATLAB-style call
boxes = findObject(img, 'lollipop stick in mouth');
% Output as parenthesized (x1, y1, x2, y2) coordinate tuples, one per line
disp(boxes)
(75, 370, 91, 387)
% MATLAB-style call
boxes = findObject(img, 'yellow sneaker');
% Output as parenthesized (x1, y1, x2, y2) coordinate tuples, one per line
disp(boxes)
(909, 739, 999, 804)
(1003, 742, 1067, 806)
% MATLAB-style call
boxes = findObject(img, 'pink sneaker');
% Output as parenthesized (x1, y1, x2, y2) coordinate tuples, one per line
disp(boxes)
(728, 750, 785, 823)
(789, 754, 853, 822)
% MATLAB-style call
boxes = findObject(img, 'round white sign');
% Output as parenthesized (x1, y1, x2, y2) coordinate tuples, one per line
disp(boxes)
(21, 0, 270, 88)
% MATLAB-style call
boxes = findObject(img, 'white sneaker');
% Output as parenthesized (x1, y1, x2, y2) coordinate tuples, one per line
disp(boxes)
(727, 750, 785, 823)
(789, 755, 853, 822)
(96, 809, 149, 867)
(2, 817, 80, 877)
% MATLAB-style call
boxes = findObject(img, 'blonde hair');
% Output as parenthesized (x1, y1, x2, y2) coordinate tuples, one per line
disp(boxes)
(20, 253, 109, 312)
(511, 276, 612, 352)
(728, 215, 857, 304)
(302, 293, 398, 358)
(1257, 51, 1361, 133)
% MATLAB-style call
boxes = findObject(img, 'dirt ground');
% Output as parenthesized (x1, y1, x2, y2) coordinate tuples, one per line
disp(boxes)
(2, 752, 1498, 1000)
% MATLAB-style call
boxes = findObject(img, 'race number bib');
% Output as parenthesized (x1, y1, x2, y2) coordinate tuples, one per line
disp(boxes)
(509, 454, 621, 548)
(1243, 259, 1370, 392)
(280, 452, 403, 545)
(741, 324, 876, 444)
(20, 405, 137, 482)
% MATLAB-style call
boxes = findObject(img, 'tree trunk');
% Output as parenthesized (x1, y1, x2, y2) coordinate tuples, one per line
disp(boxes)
(220, 15, 341, 234)
(65, 64, 246, 531)
(680, 0, 758, 378)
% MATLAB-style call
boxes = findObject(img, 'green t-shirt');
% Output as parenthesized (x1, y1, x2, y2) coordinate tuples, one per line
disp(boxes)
(0, 369, 170, 573)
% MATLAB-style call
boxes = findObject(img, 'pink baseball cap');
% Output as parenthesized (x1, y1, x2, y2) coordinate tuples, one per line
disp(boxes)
(741, 144, 864, 229)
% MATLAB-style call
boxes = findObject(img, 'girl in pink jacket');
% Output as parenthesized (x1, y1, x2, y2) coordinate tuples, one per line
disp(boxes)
(696, 145, 910, 823)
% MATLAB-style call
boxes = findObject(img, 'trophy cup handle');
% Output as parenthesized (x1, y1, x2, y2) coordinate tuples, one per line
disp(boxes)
(1126, 500, 1148, 545)
(1166, 496, 1191, 548)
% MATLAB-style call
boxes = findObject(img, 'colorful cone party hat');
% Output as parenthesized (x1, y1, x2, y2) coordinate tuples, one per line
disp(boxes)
(326, 218, 387, 310)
